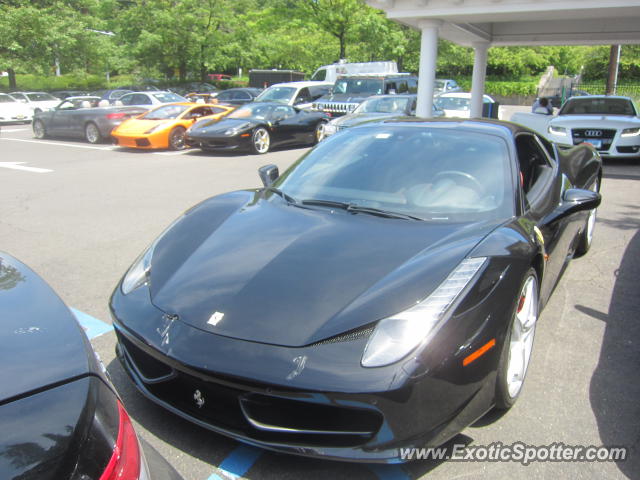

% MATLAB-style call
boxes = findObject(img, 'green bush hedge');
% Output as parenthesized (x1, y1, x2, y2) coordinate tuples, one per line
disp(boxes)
(457, 79, 537, 96)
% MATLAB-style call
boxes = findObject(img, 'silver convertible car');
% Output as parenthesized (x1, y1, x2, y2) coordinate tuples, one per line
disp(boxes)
(32, 96, 147, 144)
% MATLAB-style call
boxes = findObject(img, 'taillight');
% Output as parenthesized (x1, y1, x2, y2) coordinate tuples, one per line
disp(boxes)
(106, 112, 127, 120)
(99, 401, 141, 480)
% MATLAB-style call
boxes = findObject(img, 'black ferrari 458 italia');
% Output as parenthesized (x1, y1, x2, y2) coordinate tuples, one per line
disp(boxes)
(0, 253, 182, 480)
(185, 102, 329, 154)
(111, 118, 601, 462)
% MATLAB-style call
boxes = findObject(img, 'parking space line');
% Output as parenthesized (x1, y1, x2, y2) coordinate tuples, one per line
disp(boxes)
(1, 137, 117, 151)
(152, 149, 197, 156)
(366, 465, 410, 480)
(71, 307, 113, 340)
(1, 128, 29, 132)
(206, 444, 262, 480)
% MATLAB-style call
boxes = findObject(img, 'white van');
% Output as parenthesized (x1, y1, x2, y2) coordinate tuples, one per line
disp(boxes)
(310, 61, 398, 84)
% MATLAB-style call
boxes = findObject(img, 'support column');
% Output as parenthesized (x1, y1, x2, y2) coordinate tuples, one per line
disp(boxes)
(470, 41, 490, 119)
(416, 19, 442, 118)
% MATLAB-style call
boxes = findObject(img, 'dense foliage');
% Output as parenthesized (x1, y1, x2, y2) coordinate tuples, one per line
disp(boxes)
(1, 0, 637, 89)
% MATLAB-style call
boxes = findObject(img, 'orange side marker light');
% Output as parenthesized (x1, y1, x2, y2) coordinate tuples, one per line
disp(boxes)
(463, 339, 496, 367)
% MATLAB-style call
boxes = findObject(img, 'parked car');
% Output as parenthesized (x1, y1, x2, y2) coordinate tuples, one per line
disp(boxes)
(0, 252, 183, 480)
(116, 91, 187, 109)
(434, 79, 462, 94)
(111, 118, 600, 463)
(434, 92, 497, 118)
(323, 94, 443, 137)
(8, 91, 60, 114)
(208, 73, 233, 81)
(50, 90, 89, 100)
(213, 87, 262, 106)
(0, 92, 33, 124)
(312, 74, 418, 116)
(185, 102, 329, 154)
(545, 95, 640, 158)
(254, 81, 332, 110)
(112, 102, 234, 150)
(32, 96, 147, 144)
(91, 89, 134, 104)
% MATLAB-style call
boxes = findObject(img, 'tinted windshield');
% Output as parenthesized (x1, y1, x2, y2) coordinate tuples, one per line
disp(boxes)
(559, 98, 636, 116)
(435, 96, 470, 111)
(142, 104, 189, 120)
(27, 93, 57, 101)
(333, 78, 384, 95)
(152, 92, 186, 103)
(354, 96, 411, 114)
(0, 94, 17, 103)
(228, 103, 275, 120)
(255, 87, 296, 103)
(276, 125, 513, 221)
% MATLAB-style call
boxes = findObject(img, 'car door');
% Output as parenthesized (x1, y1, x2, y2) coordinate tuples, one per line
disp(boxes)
(47, 99, 76, 135)
(268, 106, 301, 146)
(514, 132, 582, 305)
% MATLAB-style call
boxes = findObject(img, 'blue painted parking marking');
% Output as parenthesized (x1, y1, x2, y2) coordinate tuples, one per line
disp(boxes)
(71, 307, 113, 340)
(206, 444, 263, 480)
(367, 464, 410, 480)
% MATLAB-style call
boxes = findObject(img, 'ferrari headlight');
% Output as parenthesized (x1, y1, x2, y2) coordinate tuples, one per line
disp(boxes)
(621, 127, 640, 137)
(548, 125, 568, 137)
(361, 257, 487, 368)
(121, 246, 154, 295)
(225, 127, 241, 136)
(144, 124, 165, 135)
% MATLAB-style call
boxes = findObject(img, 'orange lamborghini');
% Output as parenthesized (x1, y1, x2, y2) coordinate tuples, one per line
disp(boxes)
(111, 102, 234, 150)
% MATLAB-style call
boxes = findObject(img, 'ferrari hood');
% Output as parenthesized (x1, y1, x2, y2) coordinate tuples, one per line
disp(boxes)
(148, 193, 499, 347)
(115, 118, 172, 135)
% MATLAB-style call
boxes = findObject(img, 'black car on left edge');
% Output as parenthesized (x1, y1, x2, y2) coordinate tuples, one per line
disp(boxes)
(0, 252, 182, 480)
(185, 102, 329, 154)
(111, 118, 601, 463)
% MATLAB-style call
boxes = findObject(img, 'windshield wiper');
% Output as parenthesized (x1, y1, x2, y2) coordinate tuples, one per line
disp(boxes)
(301, 199, 424, 221)
(264, 187, 297, 205)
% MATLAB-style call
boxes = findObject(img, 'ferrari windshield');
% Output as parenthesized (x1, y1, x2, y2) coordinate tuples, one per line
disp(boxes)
(354, 96, 411, 114)
(142, 104, 189, 120)
(228, 103, 275, 120)
(559, 97, 636, 116)
(255, 87, 296, 103)
(276, 125, 513, 221)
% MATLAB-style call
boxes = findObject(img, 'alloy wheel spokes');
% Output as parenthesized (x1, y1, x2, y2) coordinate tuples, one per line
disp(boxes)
(507, 275, 538, 398)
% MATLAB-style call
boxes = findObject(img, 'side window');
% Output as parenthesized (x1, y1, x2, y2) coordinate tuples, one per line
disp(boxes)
(216, 91, 231, 101)
(396, 80, 408, 94)
(515, 134, 553, 202)
(385, 82, 397, 94)
(137, 94, 152, 105)
(407, 79, 418, 94)
(120, 95, 133, 105)
(235, 91, 251, 100)
(410, 98, 417, 115)
(295, 88, 311, 104)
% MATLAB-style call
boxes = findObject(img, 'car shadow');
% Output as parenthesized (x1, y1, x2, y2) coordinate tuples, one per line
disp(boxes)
(576, 228, 640, 478)
(182, 144, 311, 158)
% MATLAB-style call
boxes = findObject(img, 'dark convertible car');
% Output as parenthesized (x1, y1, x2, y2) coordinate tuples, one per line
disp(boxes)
(33, 96, 146, 144)
(185, 102, 329, 154)
(111, 119, 601, 462)
(0, 252, 182, 480)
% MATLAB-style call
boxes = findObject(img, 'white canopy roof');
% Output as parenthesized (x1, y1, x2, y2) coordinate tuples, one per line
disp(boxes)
(366, 0, 640, 46)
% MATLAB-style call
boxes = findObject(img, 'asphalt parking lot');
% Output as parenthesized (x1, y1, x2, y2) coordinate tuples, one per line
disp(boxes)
(1, 125, 638, 480)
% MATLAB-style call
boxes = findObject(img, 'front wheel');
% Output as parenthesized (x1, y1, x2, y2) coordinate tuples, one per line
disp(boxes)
(495, 269, 539, 410)
(313, 121, 327, 144)
(168, 126, 186, 150)
(33, 120, 46, 139)
(251, 127, 270, 154)
(85, 122, 101, 144)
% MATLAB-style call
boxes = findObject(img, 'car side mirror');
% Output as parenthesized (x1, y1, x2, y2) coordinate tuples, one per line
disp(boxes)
(543, 188, 601, 224)
(258, 164, 279, 188)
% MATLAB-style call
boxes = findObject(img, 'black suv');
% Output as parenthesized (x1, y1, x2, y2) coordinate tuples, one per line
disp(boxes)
(312, 74, 418, 116)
